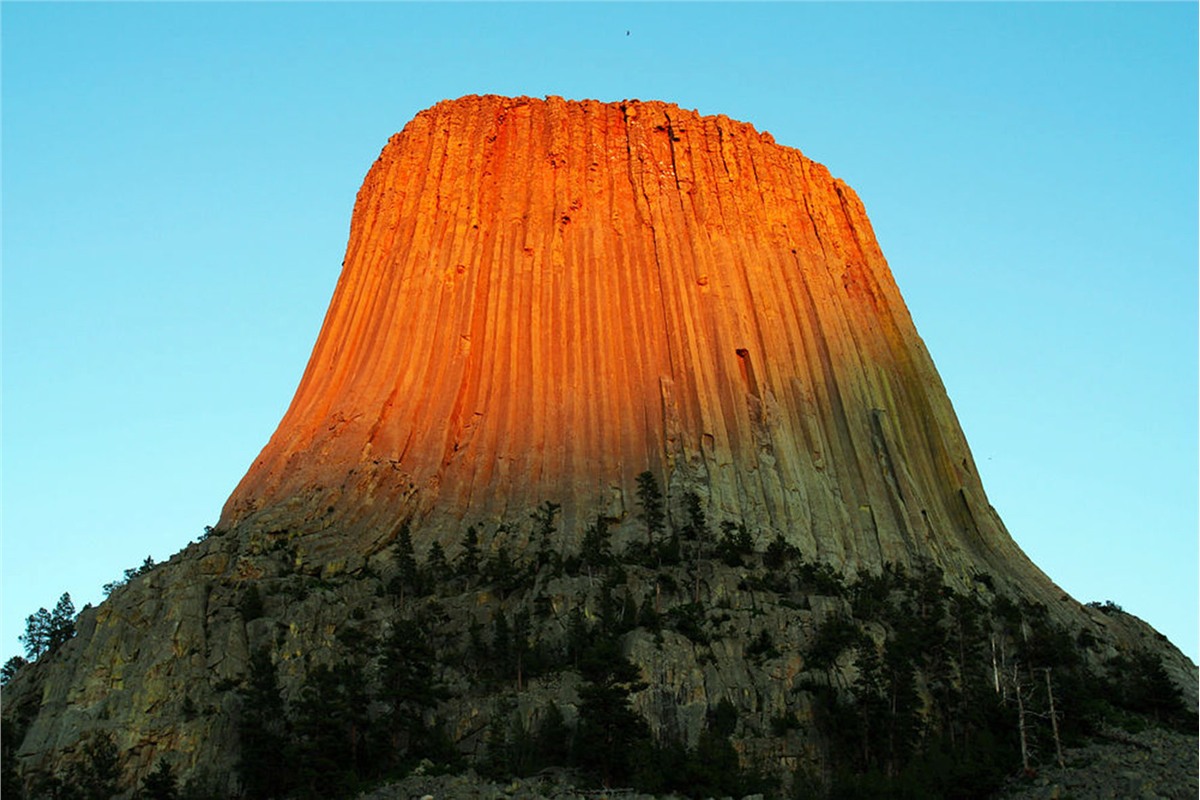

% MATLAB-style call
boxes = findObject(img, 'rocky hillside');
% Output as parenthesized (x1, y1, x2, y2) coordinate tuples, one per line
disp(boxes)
(4, 500, 1193, 798)
(358, 721, 1200, 800)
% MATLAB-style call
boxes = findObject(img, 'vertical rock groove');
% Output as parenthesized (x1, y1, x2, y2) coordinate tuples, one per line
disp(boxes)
(220, 95, 1056, 595)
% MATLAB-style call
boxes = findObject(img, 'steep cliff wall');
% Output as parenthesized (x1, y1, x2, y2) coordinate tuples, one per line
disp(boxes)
(220, 95, 1045, 596)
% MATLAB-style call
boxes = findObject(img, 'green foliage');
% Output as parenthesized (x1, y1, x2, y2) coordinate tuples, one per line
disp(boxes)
(388, 522, 421, 600)
(747, 628, 780, 662)
(20, 607, 51, 660)
(103, 556, 156, 596)
(481, 703, 517, 779)
(636, 593, 661, 632)
(237, 650, 292, 800)
(424, 540, 450, 585)
(20, 593, 75, 660)
(682, 492, 707, 549)
(631, 700, 775, 798)
(805, 616, 858, 673)
(801, 563, 1161, 799)
(794, 560, 847, 596)
(576, 640, 650, 787)
(483, 542, 527, 595)
(686, 728, 743, 796)
(482, 702, 558, 780)
(530, 500, 561, 570)
(1086, 599, 1124, 615)
(1106, 650, 1191, 730)
(291, 663, 372, 798)
(2, 655, 29, 685)
(533, 703, 572, 768)
(456, 526, 480, 577)
(771, 711, 801, 736)
(2, 719, 26, 800)
(229, 615, 461, 800)
(140, 757, 178, 800)
(656, 531, 683, 566)
(666, 602, 709, 645)
(379, 619, 444, 749)
(566, 606, 591, 668)
(178, 769, 224, 800)
(580, 516, 615, 571)
(490, 610, 512, 680)
(716, 521, 753, 567)
(594, 578, 638, 641)
(49, 593, 76, 652)
(69, 732, 123, 800)
(181, 695, 198, 721)
(635, 470, 666, 544)
(764, 533, 801, 570)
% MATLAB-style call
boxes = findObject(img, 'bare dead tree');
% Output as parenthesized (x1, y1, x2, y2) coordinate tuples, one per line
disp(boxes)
(1013, 663, 1034, 774)
(1044, 668, 1065, 769)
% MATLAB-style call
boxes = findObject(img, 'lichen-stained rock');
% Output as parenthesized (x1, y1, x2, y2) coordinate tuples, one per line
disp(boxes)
(219, 95, 1048, 600)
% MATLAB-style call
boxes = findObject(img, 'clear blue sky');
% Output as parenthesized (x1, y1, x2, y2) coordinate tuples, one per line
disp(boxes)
(4, 2, 1196, 664)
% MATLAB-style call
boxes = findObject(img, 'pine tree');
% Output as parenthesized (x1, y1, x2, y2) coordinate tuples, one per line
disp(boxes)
(635, 471, 665, 546)
(533, 703, 572, 768)
(457, 526, 480, 577)
(71, 732, 122, 800)
(2, 655, 28, 685)
(491, 611, 513, 681)
(530, 500, 561, 570)
(580, 516, 614, 572)
(566, 606, 590, 668)
(764, 533, 798, 570)
(389, 522, 420, 601)
(576, 639, 650, 786)
(140, 757, 178, 800)
(512, 608, 533, 689)
(20, 607, 52, 660)
(237, 649, 291, 799)
(485, 543, 521, 594)
(379, 619, 444, 763)
(291, 663, 371, 796)
(424, 540, 450, 585)
(683, 491, 706, 542)
(683, 492, 708, 601)
(48, 592, 76, 651)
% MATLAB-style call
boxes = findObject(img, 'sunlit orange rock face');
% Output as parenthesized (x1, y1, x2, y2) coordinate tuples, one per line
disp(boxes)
(220, 95, 1050, 590)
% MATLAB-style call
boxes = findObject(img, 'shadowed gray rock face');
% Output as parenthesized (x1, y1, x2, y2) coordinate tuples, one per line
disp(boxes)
(3, 97, 1194, 796)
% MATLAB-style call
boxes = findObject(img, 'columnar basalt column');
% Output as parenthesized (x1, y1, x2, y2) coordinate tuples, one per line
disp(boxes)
(220, 95, 1053, 597)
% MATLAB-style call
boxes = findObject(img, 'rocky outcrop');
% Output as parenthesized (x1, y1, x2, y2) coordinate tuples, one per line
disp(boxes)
(219, 95, 1046, 596)
(998, 726, 1199, 800)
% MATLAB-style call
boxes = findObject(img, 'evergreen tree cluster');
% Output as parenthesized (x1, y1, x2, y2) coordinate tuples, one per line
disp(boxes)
(790, 562, 1192, 799)
(236, 616, 459, 800)
(103, 556, 158, 596)
(17, 593, 76, 662)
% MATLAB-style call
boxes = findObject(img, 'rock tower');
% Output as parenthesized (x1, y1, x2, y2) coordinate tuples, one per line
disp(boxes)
(6, 96, 1192, 795)
(221, 95, 1049, 594)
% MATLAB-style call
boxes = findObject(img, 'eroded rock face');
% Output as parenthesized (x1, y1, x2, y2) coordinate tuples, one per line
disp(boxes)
(221, 95, 1045, 595)
(5, 97, 1195, 796)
